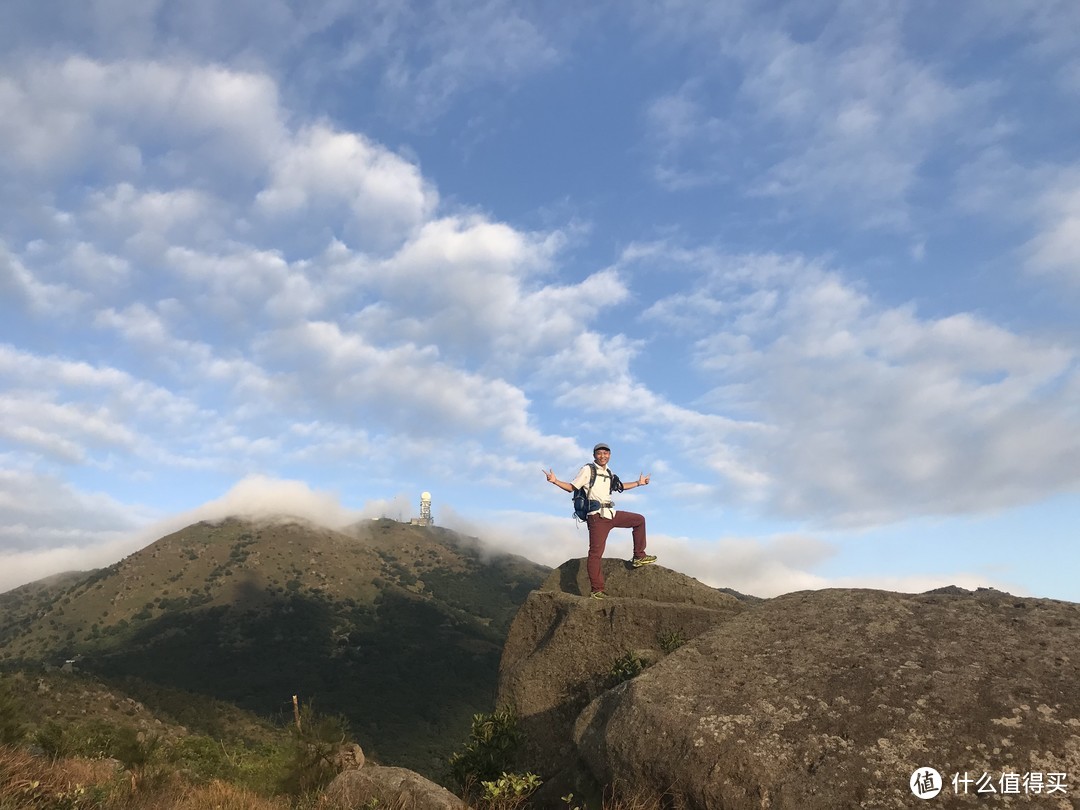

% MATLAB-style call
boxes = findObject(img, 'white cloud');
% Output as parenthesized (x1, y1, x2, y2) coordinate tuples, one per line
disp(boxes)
(83, 183, 230, 258)
(92, 302, 294, 416)
(745, 35, 976, 229)
(362, 216, 611, 363)
(0, 57, 284, 180)
(1025, 181, 1080, 284)
(0, 243, 87, 314)
(632, 246, 1080, 525)
(180, 474, 362, 527)
(655, 532, 833, 597)
(637, 3, 991, 231)
(0, 343, 255, 473)
(0, 343, 203, 425)
(261, 320, 552, 447)
(256, 124, 437, 250)
(0, 539, 141, 595)
(0, 395, 139, 462)
(163, 245, 327, 322)
(0, 468, 159, 592)
(64, 242, 132, 289)
(645, 83, 736, 190)
(0, 50, 611, 496)
(378, 0, 561, 122)
(285, 421, 373, 464)
(0, 58, 442, 251)
(3, 0, 566, 130)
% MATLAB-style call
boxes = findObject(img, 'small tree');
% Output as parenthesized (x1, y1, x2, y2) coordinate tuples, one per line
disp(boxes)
(280, 699, 350, 797)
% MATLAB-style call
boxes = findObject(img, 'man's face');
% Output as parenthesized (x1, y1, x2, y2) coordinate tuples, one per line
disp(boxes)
(593, 448, 611, 466)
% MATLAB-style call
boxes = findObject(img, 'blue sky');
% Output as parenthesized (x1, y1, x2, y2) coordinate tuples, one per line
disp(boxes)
(2, 1, 1079, 600)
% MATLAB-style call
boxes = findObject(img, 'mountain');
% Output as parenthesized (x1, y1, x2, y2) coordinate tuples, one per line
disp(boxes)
(0, 516, 549, 776)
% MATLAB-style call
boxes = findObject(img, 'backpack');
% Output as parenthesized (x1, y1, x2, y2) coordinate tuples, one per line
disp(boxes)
(571, 463, 624, 521)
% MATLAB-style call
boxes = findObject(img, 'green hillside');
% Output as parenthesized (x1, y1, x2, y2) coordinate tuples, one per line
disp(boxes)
(1, 516, 549, 777)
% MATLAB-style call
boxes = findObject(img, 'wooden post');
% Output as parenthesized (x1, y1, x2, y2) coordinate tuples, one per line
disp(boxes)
(292, 694, 301, 731)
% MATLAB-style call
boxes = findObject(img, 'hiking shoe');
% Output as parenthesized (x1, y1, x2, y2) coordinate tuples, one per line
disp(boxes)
(589, 590, 607, 600)
(631, 554, 657, 568)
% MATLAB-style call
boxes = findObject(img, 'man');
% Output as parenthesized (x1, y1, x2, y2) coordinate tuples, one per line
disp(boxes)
(543, 442, 655, 599)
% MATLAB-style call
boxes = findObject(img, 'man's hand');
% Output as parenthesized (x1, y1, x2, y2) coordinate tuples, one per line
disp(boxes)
(544, 468, 573, 493)
(637, 473, 650, 486)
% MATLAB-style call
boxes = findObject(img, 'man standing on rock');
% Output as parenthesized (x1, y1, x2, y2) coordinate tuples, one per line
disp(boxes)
(543, 442, 655, 599)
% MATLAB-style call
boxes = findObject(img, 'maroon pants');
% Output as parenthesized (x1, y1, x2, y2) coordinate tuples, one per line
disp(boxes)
(587, 510, 647, 592)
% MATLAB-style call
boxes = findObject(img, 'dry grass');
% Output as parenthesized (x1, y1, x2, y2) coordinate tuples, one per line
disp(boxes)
(0, 745, 672, 810)
(0, 745, 297, 810)
(0, 745, 77, 808)
(130, 779, 292, 810)
(0, 745, 423, 810)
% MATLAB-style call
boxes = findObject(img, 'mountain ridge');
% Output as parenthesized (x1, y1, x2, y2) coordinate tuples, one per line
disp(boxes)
(1, 515, 549, 776)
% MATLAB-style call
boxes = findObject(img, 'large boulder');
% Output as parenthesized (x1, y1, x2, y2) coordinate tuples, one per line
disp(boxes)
(496, 559, 746, 778)
(574, 587, 1080, 809)
(323, 764, 469, 809)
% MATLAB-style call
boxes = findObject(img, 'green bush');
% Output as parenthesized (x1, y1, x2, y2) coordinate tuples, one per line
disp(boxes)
(447, 706, 523, 792)
(480, 771, 542, 808)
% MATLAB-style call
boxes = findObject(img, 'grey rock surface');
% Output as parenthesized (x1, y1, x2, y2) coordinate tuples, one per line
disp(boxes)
(497, 558, 745, 778)
(324, 764, 469, 809)
(573, 587, 1080, 809)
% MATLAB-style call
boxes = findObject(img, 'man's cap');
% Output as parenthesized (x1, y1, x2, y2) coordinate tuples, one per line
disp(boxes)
(593, 442, 611, 453)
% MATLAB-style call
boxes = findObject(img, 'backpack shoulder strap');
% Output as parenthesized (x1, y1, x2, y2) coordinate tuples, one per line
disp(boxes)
(609, 470, 623, 493)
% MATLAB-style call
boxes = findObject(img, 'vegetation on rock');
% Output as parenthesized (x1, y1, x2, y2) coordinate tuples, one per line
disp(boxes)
(606, 652, 648, 688)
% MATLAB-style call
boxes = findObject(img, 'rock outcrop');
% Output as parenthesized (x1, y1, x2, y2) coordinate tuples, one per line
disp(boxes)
(496, 559, 746, 779)
(324, 764, 469, 810)
(497, 561, 1080, 809)
(573, 587, 1080, 809)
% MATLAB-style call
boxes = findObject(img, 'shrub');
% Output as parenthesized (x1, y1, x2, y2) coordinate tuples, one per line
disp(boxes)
(480, 771, 542, 809)
(114, 728, 161, 774)
(447, 707, 523, 792)
(35, 722, 70, 759)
